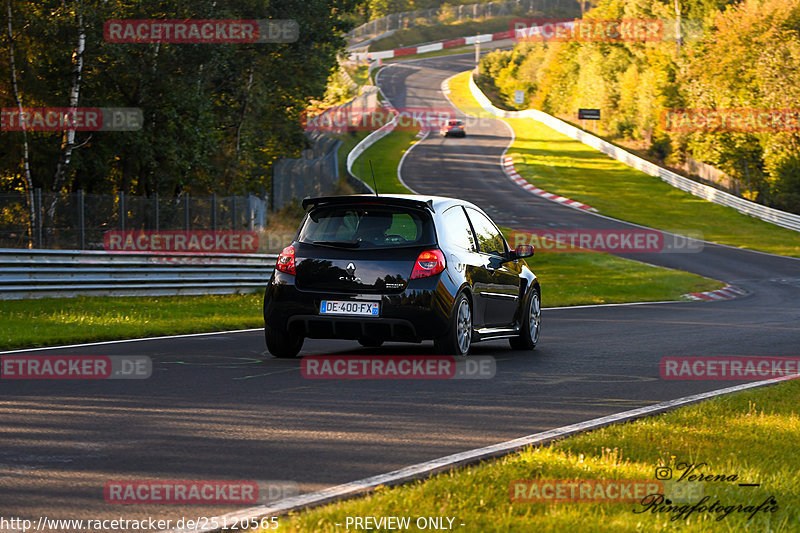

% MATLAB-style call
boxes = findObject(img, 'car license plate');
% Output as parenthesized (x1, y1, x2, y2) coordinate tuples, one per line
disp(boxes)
(320, 300, 379, 316)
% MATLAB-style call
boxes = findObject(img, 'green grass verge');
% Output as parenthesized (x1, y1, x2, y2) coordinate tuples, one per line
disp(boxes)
(0, 294, 264, 350)
(266, 379, 800, 532)
(343, 63, 369, 86)
(335, 130, 370, 181)
(0, 251, 720, 349)
(497, 227, 722, 307)
(446, 70, 800, 257)
(520, 249, 721, 307)
(384, 45, 474, 62)
(351, 127, 422, 194)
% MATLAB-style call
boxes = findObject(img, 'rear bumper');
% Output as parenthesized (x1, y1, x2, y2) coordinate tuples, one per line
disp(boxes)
(287, 315, 420, 341)
(264, 272, 454, 342)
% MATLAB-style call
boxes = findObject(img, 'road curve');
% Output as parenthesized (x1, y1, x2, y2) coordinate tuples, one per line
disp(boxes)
(1, 54, 799, 531)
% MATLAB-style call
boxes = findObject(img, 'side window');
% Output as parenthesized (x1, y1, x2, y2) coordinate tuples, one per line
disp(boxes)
(466, 208, 506, 256)
(441, 206, 476, 252)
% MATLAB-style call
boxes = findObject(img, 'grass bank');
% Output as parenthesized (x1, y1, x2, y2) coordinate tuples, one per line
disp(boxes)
(350, 126, 422, 194)
(265, 378, 800, 532)
(0, 294, 264, 351)
(0, 250, 720, 350)
(446, 70, 800, 257)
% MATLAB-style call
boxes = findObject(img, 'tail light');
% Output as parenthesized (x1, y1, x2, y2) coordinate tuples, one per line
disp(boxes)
(410, 249, 446, 279)
(276, 245, 296, 275)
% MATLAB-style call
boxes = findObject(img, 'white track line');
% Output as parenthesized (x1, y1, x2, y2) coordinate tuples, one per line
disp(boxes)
(397, 129, 425, 194)
(0, 328, 264, 355)
(167, 374, 796, 533)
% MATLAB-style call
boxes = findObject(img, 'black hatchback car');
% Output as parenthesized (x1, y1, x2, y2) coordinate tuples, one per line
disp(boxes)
(263, 194, 540, 358)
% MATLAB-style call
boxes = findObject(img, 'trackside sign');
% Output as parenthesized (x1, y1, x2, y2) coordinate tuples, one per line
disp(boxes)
(103, 230, 259, 253)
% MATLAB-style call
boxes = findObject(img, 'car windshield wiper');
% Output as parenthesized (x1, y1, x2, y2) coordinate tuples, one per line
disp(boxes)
(312, 240, 361, 248)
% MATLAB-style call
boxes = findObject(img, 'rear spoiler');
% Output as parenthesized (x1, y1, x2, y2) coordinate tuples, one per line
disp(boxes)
(301, 195, 435, 213)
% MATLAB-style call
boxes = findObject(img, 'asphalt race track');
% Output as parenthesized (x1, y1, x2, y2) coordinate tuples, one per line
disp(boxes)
(1, 54, 799, 530)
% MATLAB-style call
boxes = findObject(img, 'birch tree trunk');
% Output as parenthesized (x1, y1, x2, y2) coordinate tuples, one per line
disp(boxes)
(48, 3, 86, 230)
(6, 0, 35, 247)
(236, 64, 255, 157)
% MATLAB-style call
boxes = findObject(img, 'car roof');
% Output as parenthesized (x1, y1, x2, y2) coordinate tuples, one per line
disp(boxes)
(302, 194, 477, 214)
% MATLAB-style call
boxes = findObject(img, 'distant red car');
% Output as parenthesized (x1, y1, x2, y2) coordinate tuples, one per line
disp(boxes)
(441, 119, 466, 137)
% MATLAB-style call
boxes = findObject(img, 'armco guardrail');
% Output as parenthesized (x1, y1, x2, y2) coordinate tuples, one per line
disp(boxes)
(345, 71, 399, 189)
(468, 74, 800, 233)
(346, 109, 397, 188)
(0, 249, 277, 300)
(346, 0, 578, 42)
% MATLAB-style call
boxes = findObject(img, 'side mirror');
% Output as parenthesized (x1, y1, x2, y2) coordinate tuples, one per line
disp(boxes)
(514, 244, 534, 258)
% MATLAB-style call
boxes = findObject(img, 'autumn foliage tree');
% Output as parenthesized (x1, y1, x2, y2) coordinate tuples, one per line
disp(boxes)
(478, 0, 800, 213)
(1, 0, 360, 202)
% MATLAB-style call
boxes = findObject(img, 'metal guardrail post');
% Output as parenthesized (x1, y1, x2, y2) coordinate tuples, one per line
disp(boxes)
(119, 191, 126, 232)
(184, 194, 190, 231)
(247, 194, 254, 230)
(78, 190, 85, 250)
(35, 188, 42, 249)
(231, 194, 237, 230)
(211, 193, 217, 231)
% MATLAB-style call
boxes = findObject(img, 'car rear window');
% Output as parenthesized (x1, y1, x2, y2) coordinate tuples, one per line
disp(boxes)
(299, 205, 436, 248)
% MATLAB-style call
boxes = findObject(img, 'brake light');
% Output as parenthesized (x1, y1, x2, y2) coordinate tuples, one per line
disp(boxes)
(276, 245, 296, 275)
(410, 249, 446, 279)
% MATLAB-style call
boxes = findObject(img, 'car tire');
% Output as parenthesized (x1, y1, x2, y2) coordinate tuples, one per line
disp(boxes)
(509, 287, 541, 351)
(435, 292, 472, 356)
(265, 325, 304, 358)
(358, 337, 384, 348)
